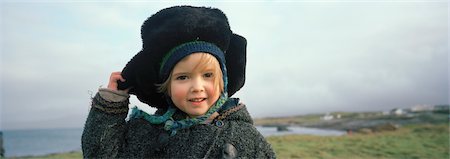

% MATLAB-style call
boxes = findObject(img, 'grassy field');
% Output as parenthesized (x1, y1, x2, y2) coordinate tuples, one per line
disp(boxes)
(267, 123, 449, 159)
(7, 123, 449, 159)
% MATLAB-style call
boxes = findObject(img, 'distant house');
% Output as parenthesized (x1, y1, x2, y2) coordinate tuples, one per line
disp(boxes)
(410, 104, 434, 112)
(321, 113, 334, 120)
(390, 108, 404, 115)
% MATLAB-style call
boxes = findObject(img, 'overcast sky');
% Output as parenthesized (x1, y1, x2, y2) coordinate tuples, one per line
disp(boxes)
(1, 1, 448, 130)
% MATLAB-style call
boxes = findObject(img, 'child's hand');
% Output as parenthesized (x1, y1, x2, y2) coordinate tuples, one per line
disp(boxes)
(108, 72, 130, 93)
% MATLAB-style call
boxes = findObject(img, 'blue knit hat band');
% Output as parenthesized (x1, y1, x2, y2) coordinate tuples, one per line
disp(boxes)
(159, 41, 227, 83)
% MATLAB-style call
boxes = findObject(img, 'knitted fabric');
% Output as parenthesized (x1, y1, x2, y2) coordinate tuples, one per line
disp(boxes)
(130, 93, 228, 136)
(92, 93, 129, 114)
(131, 41, 229, 135)
(159, 41, 227, 82)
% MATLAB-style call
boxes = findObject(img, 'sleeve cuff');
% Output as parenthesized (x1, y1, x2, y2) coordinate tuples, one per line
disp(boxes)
(98, 88, 130, 102)
(92, 89, 130, 114)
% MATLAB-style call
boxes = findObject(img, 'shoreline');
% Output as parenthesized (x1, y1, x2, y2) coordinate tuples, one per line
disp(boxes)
(254, 111, 449, 131)
(7, 150, 82, 159)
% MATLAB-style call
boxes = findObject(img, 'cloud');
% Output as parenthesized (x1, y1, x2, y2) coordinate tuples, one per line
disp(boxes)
(0, 3, 140, 129)
(1, 2, 448, 129)
(236, 3, 448, 117)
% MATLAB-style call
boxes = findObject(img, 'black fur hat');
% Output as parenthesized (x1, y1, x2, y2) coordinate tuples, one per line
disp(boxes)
(118, 6, 247, 109)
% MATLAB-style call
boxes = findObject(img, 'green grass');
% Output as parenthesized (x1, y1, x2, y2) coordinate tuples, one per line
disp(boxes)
(267, 123, 449, 159)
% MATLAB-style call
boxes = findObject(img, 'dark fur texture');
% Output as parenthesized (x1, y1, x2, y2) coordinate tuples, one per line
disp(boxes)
(119, 6, 247, 108)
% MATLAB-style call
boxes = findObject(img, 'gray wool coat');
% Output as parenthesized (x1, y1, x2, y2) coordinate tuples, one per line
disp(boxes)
(82, 89, 276, 158)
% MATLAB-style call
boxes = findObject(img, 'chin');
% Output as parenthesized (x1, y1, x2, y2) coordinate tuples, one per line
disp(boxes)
(188, 111, 208, 118)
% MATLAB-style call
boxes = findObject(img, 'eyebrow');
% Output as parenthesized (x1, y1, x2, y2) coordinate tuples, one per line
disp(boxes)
(202, 68, 215, 72)
(172, 72, 189, 77)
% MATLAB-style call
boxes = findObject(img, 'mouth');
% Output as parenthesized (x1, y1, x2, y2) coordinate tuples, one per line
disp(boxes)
(188, 98, 207, 102)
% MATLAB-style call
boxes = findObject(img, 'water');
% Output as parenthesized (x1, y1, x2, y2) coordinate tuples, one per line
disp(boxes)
(256, 126, 346, 136)
(2, 128, 83, 157)
(1, 126, 344, 157)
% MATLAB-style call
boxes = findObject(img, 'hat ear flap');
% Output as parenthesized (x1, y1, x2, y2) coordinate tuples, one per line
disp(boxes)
(226, 34, 247, 97)
(118, 51, 143, 92)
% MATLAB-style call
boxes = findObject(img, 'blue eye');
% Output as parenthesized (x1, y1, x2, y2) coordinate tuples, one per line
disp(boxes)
(204, 72, 213, 78)
(175, 75, 188, 80)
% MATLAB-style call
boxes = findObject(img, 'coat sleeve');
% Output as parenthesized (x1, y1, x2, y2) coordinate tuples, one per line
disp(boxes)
(81, 88, 130, 158)
(223, 104, 277, 158)
(242, 123, 276, 158)
(253, 133, 277, 159)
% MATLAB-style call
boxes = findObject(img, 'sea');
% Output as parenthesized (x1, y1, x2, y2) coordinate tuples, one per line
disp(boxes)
(2, 128, 83, 157)
(2, 126, 345, 157)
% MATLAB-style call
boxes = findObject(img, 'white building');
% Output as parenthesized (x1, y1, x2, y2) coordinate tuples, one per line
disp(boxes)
(391, 108, 404, 115)
(410, 104, 434, 112)
(321, 113, 334, 120)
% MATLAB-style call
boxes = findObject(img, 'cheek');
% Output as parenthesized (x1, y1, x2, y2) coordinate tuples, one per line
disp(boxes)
(170, 86, 185, 99)
(207, 83, 220, 97)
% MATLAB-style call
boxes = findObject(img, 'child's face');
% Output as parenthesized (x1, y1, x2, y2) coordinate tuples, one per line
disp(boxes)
(169, 53, 221, 118)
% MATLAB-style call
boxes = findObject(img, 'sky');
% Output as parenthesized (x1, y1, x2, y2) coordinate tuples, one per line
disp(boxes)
(0, 1, 448, 130)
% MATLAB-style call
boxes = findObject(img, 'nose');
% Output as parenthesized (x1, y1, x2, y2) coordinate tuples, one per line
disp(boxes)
(191, 77, 205, 93)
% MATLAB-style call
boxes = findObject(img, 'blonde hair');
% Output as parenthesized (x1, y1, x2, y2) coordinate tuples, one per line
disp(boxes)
(157, 53, 224, 95)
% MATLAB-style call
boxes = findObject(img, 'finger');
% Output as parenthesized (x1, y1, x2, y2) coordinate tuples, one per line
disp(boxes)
(118, 75, 126, 82)
(107, 83, 118, 90)
(110, 73, 123, 80)
(111, 71, 121, 75)
(108, 72, 123, 90)
(111, 72, 126, 82)
(111, 74, 125, 82)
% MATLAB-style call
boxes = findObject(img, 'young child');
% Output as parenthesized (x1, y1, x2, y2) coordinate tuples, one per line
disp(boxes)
(82, 6, 275, 158)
